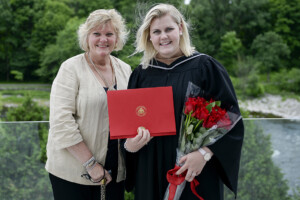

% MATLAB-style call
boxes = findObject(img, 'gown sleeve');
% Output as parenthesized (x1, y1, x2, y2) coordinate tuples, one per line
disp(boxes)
(121, 66, 141, 191)
(200, 56, 244, 196)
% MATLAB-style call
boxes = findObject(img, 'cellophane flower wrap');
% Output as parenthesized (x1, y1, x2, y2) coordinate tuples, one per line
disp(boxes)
(163, 82, 242, 200)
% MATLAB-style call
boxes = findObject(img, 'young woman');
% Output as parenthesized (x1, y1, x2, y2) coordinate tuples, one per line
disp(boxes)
(124, 4, 244, 200)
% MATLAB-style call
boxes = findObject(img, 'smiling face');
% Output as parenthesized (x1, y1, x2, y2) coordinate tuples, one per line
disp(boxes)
(149, 14, 183, 59)
(88, 21, 118, 59)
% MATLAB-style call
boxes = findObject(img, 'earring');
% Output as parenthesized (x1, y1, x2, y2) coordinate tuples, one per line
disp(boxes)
(150, 38, 152, 41)
(180, 32, 183, 35)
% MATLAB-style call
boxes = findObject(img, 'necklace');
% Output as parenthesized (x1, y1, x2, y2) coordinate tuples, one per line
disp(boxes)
(87, 53, 116, 91)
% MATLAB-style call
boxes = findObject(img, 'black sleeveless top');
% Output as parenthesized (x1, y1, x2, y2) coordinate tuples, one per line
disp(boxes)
(103, 85, 118, 180)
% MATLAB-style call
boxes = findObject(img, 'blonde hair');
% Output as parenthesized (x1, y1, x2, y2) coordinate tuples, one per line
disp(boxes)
(78, 9, 128, 52)
(135, 4, 194, 68)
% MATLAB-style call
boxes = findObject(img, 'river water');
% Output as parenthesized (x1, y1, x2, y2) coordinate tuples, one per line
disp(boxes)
(250, 119, 300, 194)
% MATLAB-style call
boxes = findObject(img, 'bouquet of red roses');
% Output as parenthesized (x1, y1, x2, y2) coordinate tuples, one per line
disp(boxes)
(163, 82, 242, 200)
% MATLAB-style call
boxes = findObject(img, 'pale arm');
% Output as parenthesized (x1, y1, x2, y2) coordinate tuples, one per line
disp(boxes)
(67, 141, 112, 184)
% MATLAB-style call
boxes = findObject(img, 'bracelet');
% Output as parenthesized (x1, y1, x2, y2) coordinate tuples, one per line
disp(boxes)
(124, 141, 138, 153)
(81, 172, 104, 183)
(86, 160, 97, 172)
(81, 162, 105, 183)
(83, 156, 95, 168)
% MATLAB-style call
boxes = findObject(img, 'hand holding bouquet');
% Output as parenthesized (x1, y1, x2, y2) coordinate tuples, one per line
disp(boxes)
(164, 82, 241, 200)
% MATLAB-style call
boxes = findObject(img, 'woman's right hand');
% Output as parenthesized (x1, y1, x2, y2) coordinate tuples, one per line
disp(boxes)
(88, 163, 112, 185)
(125, 127, 152, 152)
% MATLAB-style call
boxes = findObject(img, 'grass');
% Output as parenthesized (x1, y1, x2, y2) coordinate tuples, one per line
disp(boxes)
(0, 84, 51, 107)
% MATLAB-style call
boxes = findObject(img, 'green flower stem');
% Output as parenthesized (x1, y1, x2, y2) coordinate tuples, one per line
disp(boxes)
(194, 119, 203, 132)
(185, 112, 192, 129)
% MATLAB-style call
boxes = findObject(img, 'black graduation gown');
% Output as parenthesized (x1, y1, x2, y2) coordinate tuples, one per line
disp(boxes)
(124, 52, 244, 200)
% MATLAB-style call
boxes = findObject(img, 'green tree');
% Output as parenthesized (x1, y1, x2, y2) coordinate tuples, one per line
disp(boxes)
(31, 0, 73, 51)
(0, 0, 35, 81)
(231, 56, 264, 98)
(37, 17, 84, 81)
(269, 0, 300, 68)
(251, 31, 290, 80)
(218, 31, 243, 75)
(29, 0, 73, 78)
(0, 0, 14, 81)
(188, 0, 271, 56)
(226, 0, 271, 48)
(66, 0, 113, 18)
(271, 68, 300, 93)
(225, 120, 290, 199)
(5, 95, 48, 121)
(10, 70, 24, 81)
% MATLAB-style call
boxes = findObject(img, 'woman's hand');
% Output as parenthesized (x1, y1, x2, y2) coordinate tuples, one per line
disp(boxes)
(175, 151, 206, 182)
(88, 163, 112, 185)
(125, 127, 152, 152)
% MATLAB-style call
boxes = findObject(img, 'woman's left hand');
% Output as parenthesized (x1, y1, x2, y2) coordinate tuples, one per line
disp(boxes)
(175, 151, 206, 182)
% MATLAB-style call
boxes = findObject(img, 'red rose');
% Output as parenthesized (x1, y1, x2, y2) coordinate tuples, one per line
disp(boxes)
(203, 106, 227, 128)
(184, 103, 194, 115)
(218, 113, 231, 129)
(194, 106, 209, 121)
(203, 116, 215, 128)
(184, 98, 194, 114)
(184, 97, 200, 115)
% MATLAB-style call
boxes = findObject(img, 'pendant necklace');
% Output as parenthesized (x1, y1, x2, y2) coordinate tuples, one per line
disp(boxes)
(87, 52, 116, 91)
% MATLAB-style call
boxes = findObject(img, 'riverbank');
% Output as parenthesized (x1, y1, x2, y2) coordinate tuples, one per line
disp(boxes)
(239, 94, 300, 119)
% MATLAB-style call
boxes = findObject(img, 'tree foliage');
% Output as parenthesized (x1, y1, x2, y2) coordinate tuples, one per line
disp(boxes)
(188, 0, 271, 55)
(251, 31, 290, 75)
(218, 31, 243, 74)
(37, 17, 84, 81)
(5, 95, 48, 121)
(0, 0, 35, 80)
(224, 120, 290, 199)
(271, 68, 300, 93)
(0, 0, 299, 98)
(269, 0, 300, 68)
(231, 56, 265, 97)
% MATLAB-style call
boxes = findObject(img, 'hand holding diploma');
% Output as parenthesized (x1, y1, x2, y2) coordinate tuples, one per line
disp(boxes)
(124, 127, 153, 153)
(107, 87, 176, 139)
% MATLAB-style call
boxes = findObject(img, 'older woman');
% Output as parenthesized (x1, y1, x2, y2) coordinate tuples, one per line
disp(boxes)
(124, 4, 244, 200)
(45, 9, 131, 200)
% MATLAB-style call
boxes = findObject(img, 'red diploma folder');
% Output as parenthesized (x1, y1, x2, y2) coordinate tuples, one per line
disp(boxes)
(107, 86, 176, 139)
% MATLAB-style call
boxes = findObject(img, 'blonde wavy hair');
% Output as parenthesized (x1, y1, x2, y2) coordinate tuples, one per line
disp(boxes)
(135, 4, 195, 68)
(78, 9, 128, 52)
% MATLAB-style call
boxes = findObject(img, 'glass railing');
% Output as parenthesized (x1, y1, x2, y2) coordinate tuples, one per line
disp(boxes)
(0, 121, 52, 200)
(0, 119, 299, 200)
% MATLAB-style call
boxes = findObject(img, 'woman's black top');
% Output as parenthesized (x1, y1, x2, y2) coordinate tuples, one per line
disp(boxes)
(104, 85, 118, 180)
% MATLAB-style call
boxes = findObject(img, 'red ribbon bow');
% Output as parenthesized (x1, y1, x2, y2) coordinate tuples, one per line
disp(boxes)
(166, 165, 204, 200)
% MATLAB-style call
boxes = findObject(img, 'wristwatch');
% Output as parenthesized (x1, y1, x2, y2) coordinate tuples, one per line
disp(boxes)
(198, 148, 212, 161)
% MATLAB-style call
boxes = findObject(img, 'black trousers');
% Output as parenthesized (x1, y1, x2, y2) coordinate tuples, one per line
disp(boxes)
(49, 173, 124, 200)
